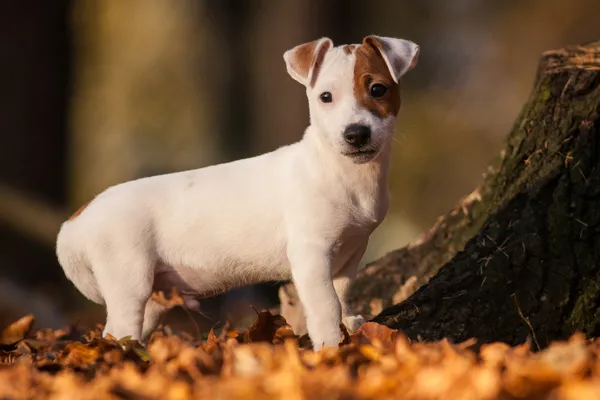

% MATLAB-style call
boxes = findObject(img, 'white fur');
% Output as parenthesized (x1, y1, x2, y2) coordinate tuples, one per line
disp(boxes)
(56, 36, 419, 350)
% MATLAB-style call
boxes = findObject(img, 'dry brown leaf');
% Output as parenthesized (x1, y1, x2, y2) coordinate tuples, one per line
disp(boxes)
(273, 324, 296, 344)
(202, 328, 222, 354)
(556, 379, 600, 400)
(151, 287, 185, 309)
(243, 310, 290, 343)
(480, 341, 511, 368)
(1, 314, 600, 400)
(351, 321, 398, 347)
(59, 342, 101, 367)
(0, 314, 35, 345)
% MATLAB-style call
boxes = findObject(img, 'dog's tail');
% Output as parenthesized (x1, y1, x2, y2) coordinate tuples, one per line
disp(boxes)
(56, 220, 105, 305)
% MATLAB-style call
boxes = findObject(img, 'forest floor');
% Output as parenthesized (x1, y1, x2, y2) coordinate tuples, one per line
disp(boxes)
(1, 311, 600, 400)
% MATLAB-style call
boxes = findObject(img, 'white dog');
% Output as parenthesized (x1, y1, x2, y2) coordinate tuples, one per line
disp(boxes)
(56, 35, 419, 350)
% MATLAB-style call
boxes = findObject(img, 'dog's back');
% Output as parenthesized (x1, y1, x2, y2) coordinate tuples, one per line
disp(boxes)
(56, 147, 292, 307)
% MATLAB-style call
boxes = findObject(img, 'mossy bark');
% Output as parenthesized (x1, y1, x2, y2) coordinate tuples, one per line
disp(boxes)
(347, 183, 495, 317)
(373, 41, 600, 347)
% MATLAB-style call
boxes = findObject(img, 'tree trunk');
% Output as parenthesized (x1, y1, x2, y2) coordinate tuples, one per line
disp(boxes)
(372, 40, 600, 348)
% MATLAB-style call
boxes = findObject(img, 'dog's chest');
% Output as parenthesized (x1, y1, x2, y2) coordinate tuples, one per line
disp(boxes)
(341, 186, 389, 233)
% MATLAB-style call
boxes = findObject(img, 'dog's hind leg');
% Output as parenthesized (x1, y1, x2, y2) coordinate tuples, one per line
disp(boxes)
(93, 251, 155, 342)
(141, 299, 168, 340)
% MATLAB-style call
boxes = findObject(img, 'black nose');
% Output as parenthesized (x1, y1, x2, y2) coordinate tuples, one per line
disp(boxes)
(343, 124, 371, 148)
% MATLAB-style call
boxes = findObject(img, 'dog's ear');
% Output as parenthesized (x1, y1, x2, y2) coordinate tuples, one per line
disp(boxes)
(363, 36, 419, 83)
(283, 37, 333, 87)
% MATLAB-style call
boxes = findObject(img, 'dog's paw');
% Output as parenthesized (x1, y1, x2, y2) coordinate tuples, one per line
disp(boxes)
(342, 315, 366, 333)
(310, 329, 343, 351)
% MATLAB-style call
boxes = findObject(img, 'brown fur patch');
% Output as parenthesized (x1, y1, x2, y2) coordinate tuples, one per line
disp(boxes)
(353, 37, 401, 118)
(67, 198, 93, 221)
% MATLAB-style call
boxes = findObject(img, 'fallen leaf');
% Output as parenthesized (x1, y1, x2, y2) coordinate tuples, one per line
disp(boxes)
(244, 310, 290, 344)
(59, 341, 101, 367)
(203, 328, 221, 353)
(151, 287, 185, 309)
(273, 324, 296, 344)
(0, 315, 599, 399)
(0, 314, 35, 345)
(351, 322, 397, 347)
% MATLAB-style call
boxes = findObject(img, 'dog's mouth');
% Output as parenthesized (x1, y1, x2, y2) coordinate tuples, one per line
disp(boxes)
(342, 149, 378, 162)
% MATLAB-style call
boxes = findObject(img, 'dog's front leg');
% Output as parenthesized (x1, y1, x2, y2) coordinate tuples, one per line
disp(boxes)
(288, 244, 342, 350)
(333, 243, 368, 333)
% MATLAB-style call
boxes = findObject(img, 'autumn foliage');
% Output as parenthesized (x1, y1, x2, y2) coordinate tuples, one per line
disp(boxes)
(1, 313, 600, 399)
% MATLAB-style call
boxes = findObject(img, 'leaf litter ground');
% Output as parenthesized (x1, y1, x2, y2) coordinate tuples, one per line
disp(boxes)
(2, 312, 600, 399)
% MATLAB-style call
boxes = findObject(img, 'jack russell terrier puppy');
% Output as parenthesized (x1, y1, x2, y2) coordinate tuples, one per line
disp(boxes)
(56, 35, 419, 350)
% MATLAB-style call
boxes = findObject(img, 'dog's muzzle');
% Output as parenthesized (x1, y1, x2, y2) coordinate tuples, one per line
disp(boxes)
(341, 123, 378, 163)
(343, 124, 371, 148)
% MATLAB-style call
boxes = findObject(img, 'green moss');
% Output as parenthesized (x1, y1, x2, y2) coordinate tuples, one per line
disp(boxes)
(565, 279, 600, 335)
(539, 84, 551, 103)
(525, 81, 551, 119)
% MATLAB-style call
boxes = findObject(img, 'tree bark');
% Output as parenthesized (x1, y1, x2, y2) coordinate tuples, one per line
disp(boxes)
(372, 40, 600, 348)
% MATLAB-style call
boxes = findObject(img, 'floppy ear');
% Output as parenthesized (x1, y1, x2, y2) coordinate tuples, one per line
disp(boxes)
(283, 37, 333, 87)
(363, 36, 419, 83)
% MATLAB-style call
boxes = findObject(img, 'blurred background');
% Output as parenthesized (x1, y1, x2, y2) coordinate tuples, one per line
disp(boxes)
(1, 0, 599, 331)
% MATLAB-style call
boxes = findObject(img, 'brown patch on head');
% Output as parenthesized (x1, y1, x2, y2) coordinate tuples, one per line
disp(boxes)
(343, 44, 357, 55)
(353, 38, 401, 118)
(67, 198, 93, 221)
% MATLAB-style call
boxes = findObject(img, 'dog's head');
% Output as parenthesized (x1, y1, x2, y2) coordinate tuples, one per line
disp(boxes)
(284, 36, 419, 163)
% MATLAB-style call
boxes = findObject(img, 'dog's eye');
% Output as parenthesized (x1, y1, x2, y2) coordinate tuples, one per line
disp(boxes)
(370, 84, 388, 98)
(319, 92, 333, 103)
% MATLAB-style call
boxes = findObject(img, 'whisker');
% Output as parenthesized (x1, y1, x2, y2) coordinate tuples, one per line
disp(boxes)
(392, 133, 406, 146)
